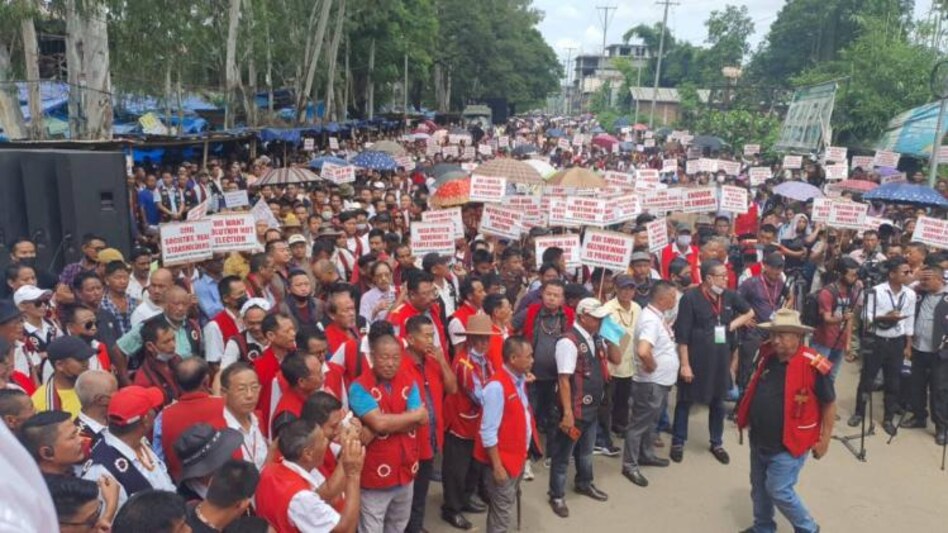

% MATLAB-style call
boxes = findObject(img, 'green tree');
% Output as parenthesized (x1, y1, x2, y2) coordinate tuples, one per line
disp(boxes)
(701, 5, 754, 83)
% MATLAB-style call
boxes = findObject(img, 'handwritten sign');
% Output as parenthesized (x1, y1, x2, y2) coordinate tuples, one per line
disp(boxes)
(686, 159, 701, 175)
(828, 201, 867, 230)
(718, 160, 741, 176)
(210, 214, 259, 253)
(937, 146, 948, 164)
(462, 146, 476, 160)
(535, 234, 581, 269)
(223, 190, 250, 209)
(469, 175, 508, 203)
(744, 144, 761, 156)
(646, 218, 668, 253)
(422, 207, 464, 239)
(581, 229, 635, 271)
(605, 193, 640, 225)
(811, 198, 832, 223)
(546, 196, 576, 227)
(603, 170, 635, 187)
(644, 139, 655, 148)
(505, 195, 543, 227)
(250, 198, 280, 229)
(479, 204, 523, 240)
(394, 155, 413, 170)
(873, 150, 900, 169)
(572, 134, 584, 147)
(187, 200, 208, 221)
(912, 216, 948, 250)
(321, 163, 355, 185)
(682, 187, 718, 213)
(749, 167, 772, 187)
(478, 143, 493, 156)
(449, 134, 472, 145)
(851, 155, 874, 170)
(160, 220, 213, 266)
(719, 186, 749, 214)
(782, 155, 803, 169)
(411, 222, 456, 257)
(824, 146, 847, 163)
(635, 169, 661, 191)
(441, 145, 459, 158)
(497, 136, 510, 148)
(662, 159, 678, 173)
(564, 197, 608, 226)
(303, 138, 315, 151)
(557, 138, 570, 151)
(642, 188, 682, 213)
(881, 172, 907, 185)
(824, 163, 848, 181)
(329, 137, 339, 150)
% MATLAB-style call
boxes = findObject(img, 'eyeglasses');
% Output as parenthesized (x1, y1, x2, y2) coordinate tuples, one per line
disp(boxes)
(228, 384, 261, 394)
(29, 300, 49, 308)
(82, 321, 97, 331)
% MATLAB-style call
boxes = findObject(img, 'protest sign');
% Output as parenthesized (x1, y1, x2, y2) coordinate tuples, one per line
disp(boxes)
(881, 172, 907, 185)
(426, 143, 441, 156)
(469, 175, 507, 203)
(581, 229, 635, 271)
(699, 158, 720, 173)
(744, 144, 761, 156)
(824, 146, 847, 163)
(498, 136, 510, 148)
(505, 196, 543, 227)
(223, 189, 250, 209)
(720, 186, 749, 214)
(635, 169, 661, 190)
(644, 139, 655, 148)
(210, 214, 259, 253)
(138, 112, 168, 135)
(937, 146, 948, 164)
(479, 204, 523, 240)
(441, 145, 459, 157)
(187, 200, 208, 221)
(643, 188, 682, 213)
(605, 193, 640, 225)
(811, 198, 832, 223)
(828, 201, 867, 230)
(851, 155, 874, 170)
(411, 222, 456, 257)
(686, 159, 701, 175)
(644, 131, 653, 139)
(160, 220, 213, 266)
(678, 134, 694, 145)
(546, 196, 576, 227)
(749, 167, 772, 187)
(321, 162, 355, 185)
(862, 216, 893, 234)
(682, 187, 718, 213)
(449, 134, 472, 145)
(250, 198, 280, 229)
(719, 160, 741, 176)
(422, 207, 464, 239)
(394, 155, 413, 170)
(646, 218, 669, 253)
(461, 162, 479, 173)
(303, 138, 315, 151)
(478, 143, 492, 156)
(572, 134, 584, 147)
(912, 216, 948, 250)
(782, 155, 803, 169)
(873, 150, 900, 169)
(662, 159, 678, 173)
(462, 146, 476, 160)
(535, 234, 581, 269)
(557, 138, 570, 151)
(824, 163, 848, 181)
(564, 197, 608, 226)
(329, 137, 339, 150)
(603, 170, 635, 187)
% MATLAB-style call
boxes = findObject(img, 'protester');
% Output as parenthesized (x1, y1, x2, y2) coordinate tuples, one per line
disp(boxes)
(32, 336, 95, 417)
(18, 410, 85, 475)
(111, 489, 189, 533)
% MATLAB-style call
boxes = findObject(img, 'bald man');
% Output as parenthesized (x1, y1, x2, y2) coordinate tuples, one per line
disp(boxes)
(131, 268, 174, 327)
(313, 259, 341, 300)
(117, 285, 204, 371)
(75, 370, 118, 445)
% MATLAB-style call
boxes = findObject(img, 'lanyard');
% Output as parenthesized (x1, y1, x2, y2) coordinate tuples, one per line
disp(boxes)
(647, 305, 674, 340)
(702, 287, 723, 320)
(886, 289, 905, 313)
(761, 277, 782, 311)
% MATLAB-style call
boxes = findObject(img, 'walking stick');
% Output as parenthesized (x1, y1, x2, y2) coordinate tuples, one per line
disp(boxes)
(942, 436, 947, 471)
(516, 483, 522, 531)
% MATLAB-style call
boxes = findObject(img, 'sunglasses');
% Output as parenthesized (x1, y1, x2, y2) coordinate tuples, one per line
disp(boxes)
(82, 321, 97, 331)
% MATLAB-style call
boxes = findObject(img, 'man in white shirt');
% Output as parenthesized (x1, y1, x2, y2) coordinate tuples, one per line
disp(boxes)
(622, 281, 679, 487)
(130, 268, 174, 327)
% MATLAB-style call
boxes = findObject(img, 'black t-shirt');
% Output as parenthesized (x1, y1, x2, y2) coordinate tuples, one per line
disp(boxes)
(748, 356, 835, 454)
(186, 504, 221, 533)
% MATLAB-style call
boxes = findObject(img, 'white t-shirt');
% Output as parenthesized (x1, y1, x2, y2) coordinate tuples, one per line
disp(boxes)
(283, 460, 340, 532)
(130, 296, 163, 327)
(554, 324, 595, 376)
(633, 306, 680, 386)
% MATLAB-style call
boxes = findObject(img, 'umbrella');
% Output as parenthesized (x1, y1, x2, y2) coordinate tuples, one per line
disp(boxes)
(411, 131, 431, 140)
(592, 134, 619, 150)
(546, 167, 607, 189)
(545, 128, 566, 138)
(590, 126, 605, 134)
(433, 169, 470, 187)
(862, 183, 948, 207)
(523, 159, 556, 179)
(472, 158, 543, 185)
(352, 150, 397, 171)
(511, 144, 538, 157)
(308, 156, 349, 170)
(618, 142, 635, 152)
(773, 181, 823, 202)
(691, 135, 728, 151)
(427, 163, 464, 178)
(372, 140, 407, 156)
(613, 117, 631, 129)
(831, 179, 879, 194)
(430, 177, 470, 208)
(257, 167, 319, 186)
(633, 123, 649, 131)
(656, 127, 673, 137)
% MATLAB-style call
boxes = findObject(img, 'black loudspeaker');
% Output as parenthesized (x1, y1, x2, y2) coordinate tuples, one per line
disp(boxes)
(0, 151, 29, 270)
(19, 151, 65, 271)
(54, 151, 132, 266)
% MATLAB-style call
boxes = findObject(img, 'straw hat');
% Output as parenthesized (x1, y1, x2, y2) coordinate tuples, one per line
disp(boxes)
(463, 314, 497, 337)
(758, 309, 813, 334)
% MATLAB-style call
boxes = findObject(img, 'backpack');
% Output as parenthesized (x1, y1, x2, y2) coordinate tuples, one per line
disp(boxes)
(801, 284, 839, 328)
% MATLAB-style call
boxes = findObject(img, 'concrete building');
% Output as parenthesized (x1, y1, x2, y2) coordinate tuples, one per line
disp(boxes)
(569, 42, 650, 113)
(627, 87, 711, 126)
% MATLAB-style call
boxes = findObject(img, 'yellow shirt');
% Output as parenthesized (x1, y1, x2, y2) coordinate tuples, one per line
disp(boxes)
(31, 383, 82, 419)
(602, 298, 642, 379)
(224, 252, 250, 280)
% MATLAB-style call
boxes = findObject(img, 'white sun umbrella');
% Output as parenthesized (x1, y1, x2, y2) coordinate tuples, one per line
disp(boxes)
(523, 158, 556, 179)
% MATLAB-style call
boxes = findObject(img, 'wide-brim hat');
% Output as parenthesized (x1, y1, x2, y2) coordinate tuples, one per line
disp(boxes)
(758, 309, 813, 334)
(175, 424, 244, 481)
(461, 313, 498, 337)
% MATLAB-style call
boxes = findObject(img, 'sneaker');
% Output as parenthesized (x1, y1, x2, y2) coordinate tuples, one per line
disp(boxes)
(602, 444, 621, 457)
(542, 457, 551, 469)
(523, 460, 535, 481)
(593, 445, 609, 456)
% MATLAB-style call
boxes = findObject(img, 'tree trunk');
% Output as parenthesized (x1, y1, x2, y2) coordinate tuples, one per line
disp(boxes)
(65, 0, 82, 138)
(0, 42, 27, 139)
(21, 16, 44, 139)
(367, 37, 375, 120)
(342, 37, 349, 121)
(66, 0, 113, 140)
(164, 63, 172, 129)
(224, 0, 241, 129)
(324, 0, 346, 122)
(297, 0, 333, 123)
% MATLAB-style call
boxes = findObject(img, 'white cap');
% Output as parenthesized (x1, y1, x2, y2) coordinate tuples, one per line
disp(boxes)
(240, 298, 271, 317)
(288, 234, 307, 246)
(14, 285, 52, 307)
(575, 297, 610, 318)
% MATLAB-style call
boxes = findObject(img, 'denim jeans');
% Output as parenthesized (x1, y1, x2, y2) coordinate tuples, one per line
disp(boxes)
(547, 418, 597, 499)
(811, 342, 844, 382)
(672, 397, 725, 447)
(748, 446, 819, 533)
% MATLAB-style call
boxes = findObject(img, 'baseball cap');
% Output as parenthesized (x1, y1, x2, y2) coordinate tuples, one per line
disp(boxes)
(288, 234, 307, 246)
(13, 285, 52, 307)
(46, 336, 96, 363)
(283, 214, 302, 228)
(630, 251, 652, 264)
(614, 274, 636, 289)
(96, 248, 125, 265)
(0, 300, 20, 324)
(763, 252, 785, 269)
(576, 297, 611, 318)
(422, 252, 451, 272)
(108, 386, 165, 426)
(676, 222, 692, 234)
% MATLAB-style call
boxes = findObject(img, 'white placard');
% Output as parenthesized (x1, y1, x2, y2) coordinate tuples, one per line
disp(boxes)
(811, 198, 832, 223)
(603, 170, 635, 187)
(828, 201, 867, 230)
(329, 137, 340, 150)
(321, 162, 356, 184)
(782, 155, 803, 169)
(646, 218, 668, 253)
(498, 136, 510, 148)
(557, 138, 570, 151)
(422, 207, 464, 239)
(441, 145, 459, 158)
(873, 150, 900, 168)
(824, 163, 849, 181)
(469, 175, 508, 203)
(572, 134, 584, 147)
(851, 155, 874, 170)
(824, 146, 847, 163)
(462, 146, 476, 160)
(642, 188, 683, 213)
(411, 222, 456, 257)
(662, 159, 678, 173)
(635, 169, 661, 190)
(719, 160, 741, 176)
(479, 204, 523, 240)
(912, 215, 948, 250)
(394, 155, 413, 170)
(719, 186, 749, 214)
(187, 200, 208, 221)
(504, 196, 543, 227)
(210, 213, 259, 253)
(223, 190, 250, 209)
(749, 167, 772, 187)
(644, 131, 654, 139)
(937, 146, 948, 164)
(160, 220, 213, 266)
(682, 187, 718, 214)
(644, 139, 655, 148)
(478, 143, 493, 156)
(881, 172, 907, 185)
(744, 144, 761, 156)
(581, 229, 635, 271)
(564, 197, 608, 226)
(535, 234, 581, 269)
(605, 193, 640, 225)
(250, 198, 281, 229)
(303, 138, 315, 151)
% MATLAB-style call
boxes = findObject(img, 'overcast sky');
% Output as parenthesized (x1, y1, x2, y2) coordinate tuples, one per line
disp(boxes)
(534, 0, 936, 77)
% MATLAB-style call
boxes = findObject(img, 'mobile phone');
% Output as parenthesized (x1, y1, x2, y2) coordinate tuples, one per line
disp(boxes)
(567, 426, 581, 441)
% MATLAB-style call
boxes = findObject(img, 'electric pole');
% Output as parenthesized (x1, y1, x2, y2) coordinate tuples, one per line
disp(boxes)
(596, 6, 617, 107)
(564, 46, 576, 115)
(649, 0, 678, 128)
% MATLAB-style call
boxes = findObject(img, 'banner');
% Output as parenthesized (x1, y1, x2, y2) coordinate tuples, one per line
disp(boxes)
(824, 146, 847, 163)
(469, 175, 507, 203)
(605, 194, 640, 225)
(223, 190, 250, 209)
(773, 81, 838, 153)
(210, 214, 259, 253)
(744, 144, 761, 156)
(912, 216, 948, 250)
(682, 187, 718, 213)
(411, 222, 456, 257)
(138, 112, 168, 135)
(720, 186, 749, 214)
(422, 207, 464, 239)
(812, 198, 832, 223)
(160, 220, 213, 266)
(505, 195, 543, 227)
(635, 169, 661, 190)
(535, 234, 581, 269)
(718, 160, 741, 176)
(646, 218, 668, 252)
(873, 150, 900, 169)
(479, 204, 523, 240)
(850, 155, 874, 170)
(782, 155, 803, 169)
(749, 167, 772, 187)
(603, 171, 635, 187)
(564, 197, 608, 226)
(321, 163, 355, 185)
(662, 159, 678, 173)
(824, 163, 848, 181)
(581, 229, 635, 271)
(828, 201, 867, 230)
(642, 188, 683, 213)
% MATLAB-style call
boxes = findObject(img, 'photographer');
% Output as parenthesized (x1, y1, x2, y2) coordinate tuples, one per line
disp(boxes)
(811, 258, 860, 382)
(848, 230, 886, 266)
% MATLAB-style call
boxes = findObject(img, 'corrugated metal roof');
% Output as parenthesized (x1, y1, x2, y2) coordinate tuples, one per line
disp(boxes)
(628, 86, 710, 104)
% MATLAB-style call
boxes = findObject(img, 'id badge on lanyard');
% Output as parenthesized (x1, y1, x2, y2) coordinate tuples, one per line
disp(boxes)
(714, 325, 727, 345)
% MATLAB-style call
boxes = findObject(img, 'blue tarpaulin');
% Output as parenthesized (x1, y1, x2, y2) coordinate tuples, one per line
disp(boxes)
(876, 101, 948, 158)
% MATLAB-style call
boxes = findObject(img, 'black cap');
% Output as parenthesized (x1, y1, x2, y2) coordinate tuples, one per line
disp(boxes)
(174, 423, 244, 481)
(763, 252, 785, 269)
(373, 212, 392, 223)
(614, 274, 636, 289)
(47, 336, 96, 363)
(0, 300, 18, 324)
(422, 252, 451, 272)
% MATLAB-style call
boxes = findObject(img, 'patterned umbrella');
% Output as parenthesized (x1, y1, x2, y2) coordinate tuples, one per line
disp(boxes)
(430, 177, 471, 208)
(546, 167, 606, 188)
(471, 158, 543, 185)
(511, 144, 539, 156)
(830, 179, 878, 194)
(308, 156, 349, 170)
(257, 167, 319, 186)
(523, 159, 556, 179)
(545, 128, 566, 138)
(352, 150, 397, 171)
(592, 134, 619, 150)
(773, 181, 824, 202)
(863, 183, 948, 207)
(371, 140, 407, 156)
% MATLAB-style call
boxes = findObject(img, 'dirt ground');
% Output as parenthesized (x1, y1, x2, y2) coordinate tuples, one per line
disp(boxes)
(423, 359, 948, 532)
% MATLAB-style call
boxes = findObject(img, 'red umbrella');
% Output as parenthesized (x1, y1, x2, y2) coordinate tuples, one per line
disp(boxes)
(830, 179, 879, 194)
(430, 177, 471, 208)
(633, 123, 649, 131)
(592, 134, 619, 149)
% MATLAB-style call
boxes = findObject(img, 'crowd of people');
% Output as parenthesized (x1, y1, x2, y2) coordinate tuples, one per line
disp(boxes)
(1, 114, 947, 533)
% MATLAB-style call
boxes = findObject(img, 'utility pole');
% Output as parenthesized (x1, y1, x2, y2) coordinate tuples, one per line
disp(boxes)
(564, 46, 576, 115)
(649, 0, 678, 128)
(403, 53, 409, 116)
(596, 6, 617, 108)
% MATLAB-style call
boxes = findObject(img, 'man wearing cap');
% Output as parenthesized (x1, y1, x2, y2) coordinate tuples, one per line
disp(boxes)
(736, 309, 835, 533)
(548, 297, 619, 517)
(737, 253, 791, 395)
(0, 299, 35, 386)
(82, 385, 176, 506)
(630, 251, 659, 308)
(173, 423, 244, 501)
(31, 336, 94, 418)
(660, 223, 699, 284)
(288, 233, 316, 283)
(16, 285, 60, 361)
(603, 274, 642, 437)
(441, 314, 496, 529)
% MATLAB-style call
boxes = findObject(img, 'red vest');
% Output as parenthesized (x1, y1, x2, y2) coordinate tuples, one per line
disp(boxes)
(404, 352, 445, 459)
(160, 392, 227, 481)
(354, 370, 420, 489)
(736, 343, 829, 457)
(389, 302, 447, 351)
(212, 310, 240, 342)
(520, 304, 574, 347)
(252, 348, 282, 438)
(94, 343, 111, 372)
(472, 369, 539, 477)
(660, 243, 700, 282)
(444, 348, 492, 440)
(255, 461, 311, 533)
(325, 322, 367, 385)
(450, 303, 479, 334)
(273, 374, 307, 428)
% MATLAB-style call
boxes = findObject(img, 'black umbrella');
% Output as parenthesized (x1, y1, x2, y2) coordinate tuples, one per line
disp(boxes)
(426, 163, 465, 178)
(691, 135, 728, 151)
(511, 144, 538, 156)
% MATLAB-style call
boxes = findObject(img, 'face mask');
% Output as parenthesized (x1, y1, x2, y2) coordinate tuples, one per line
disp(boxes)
(156, 352, 175, 362)
(357, 223, 368, 232)
(321, 211, 333, 221)
(716, 175, 726, 184)
(235, 296, 248, 310)
(710, 285, 725, 295)
(18, 257, 36, 268)
(677, 235, 691, 247)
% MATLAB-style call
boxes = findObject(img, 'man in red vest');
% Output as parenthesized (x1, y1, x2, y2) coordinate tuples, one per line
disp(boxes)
(203, 276, 247, 374)
(271, 352, 324, 435)
(349, 332, 428, 533)
(389, 271, 447, 350)
(474, 336, 538, 533)
(252, 313, 297, 437)
(447, 277, 486, 350)
(325, 290, 368, 386)
(159, 358, 227, 481)
(736, 309, 835, 533)
(660, 223, 699, 283)
(255, 418, 364, 533)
